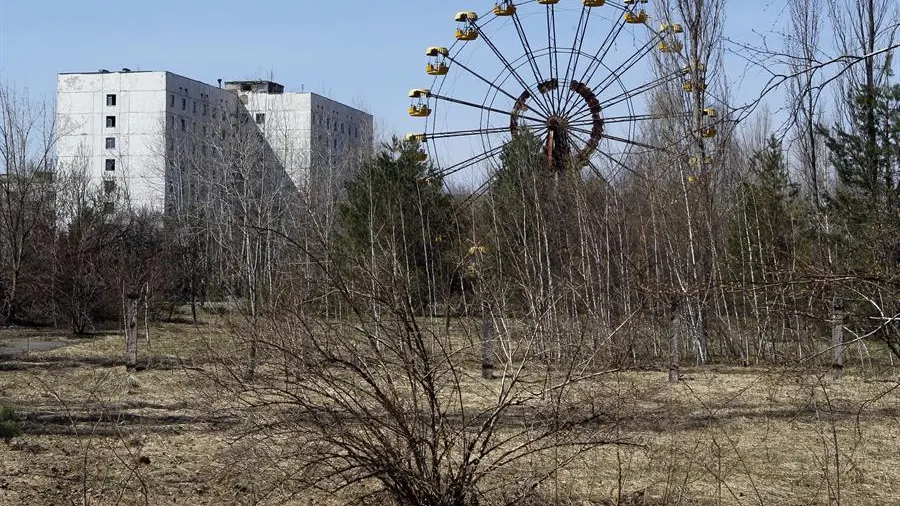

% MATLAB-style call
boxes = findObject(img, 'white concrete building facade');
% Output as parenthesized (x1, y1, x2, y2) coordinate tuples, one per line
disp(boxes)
(230, 81, 373, 188)
(56, 70, 373, 210)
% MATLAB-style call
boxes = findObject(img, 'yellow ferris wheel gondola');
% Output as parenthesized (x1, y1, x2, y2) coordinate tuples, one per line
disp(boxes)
(537, 0, 560, 5)
(700, 127, 717, 138)
(493, 1, 516, 16)
(699, 109, 719, 138)
(426, 46, 450, 76)
(624, 10, 648, 24)
(405, 133, 427, 143)
(659, 41, 683, 53)
(682, 63, 707, 75)
(455, 11, 479, 41)
(659, 23, 684, 34)
(624, 0, 648, 23)
(583, 0, 606, 6)
(408, 89, 432, 117)
(683, 80, 707, 93)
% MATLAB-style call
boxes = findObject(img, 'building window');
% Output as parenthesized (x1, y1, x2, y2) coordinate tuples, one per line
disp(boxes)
(255, 113, 265, 124)
(105, 137, 116, 149)
(103, 180, 116, 193)
(106, 94, 117, 106)
(181, 118, 186, 131)
(105, 159, 116, 171)
(106, 116, 116, 128)
(193, 102, 197, 114)
(168, 115, 174, 129)
(203, 103, 208, 116)
(170, 94, 175, 107)
(181, 98, 186, 110)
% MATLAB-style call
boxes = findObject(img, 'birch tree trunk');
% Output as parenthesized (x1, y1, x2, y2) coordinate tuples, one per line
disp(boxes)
(125, 293, 139, 369)
(831, 298, 844, 379)
(668, 299, 681, 383)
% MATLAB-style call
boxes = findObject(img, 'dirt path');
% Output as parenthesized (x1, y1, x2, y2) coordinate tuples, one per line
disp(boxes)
(0, 338, 73, 358)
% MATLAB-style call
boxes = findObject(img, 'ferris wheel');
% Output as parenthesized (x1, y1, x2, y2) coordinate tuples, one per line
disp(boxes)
(406, 0, 720, 184)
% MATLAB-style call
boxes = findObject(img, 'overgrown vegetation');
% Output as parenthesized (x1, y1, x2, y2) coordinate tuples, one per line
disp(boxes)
(0, 405, 23, 444)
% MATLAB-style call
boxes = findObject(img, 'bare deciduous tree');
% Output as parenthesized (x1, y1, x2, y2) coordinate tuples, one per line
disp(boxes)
(0, 83, 58, 324)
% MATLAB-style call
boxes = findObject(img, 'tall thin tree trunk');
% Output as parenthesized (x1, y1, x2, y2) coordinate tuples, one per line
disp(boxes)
(668, 299, 681, 383)
(482, 301, 494, 380)
(142, 282, 151, 349)
(831, 298, 845, 379)
(125, 294, 139, 369)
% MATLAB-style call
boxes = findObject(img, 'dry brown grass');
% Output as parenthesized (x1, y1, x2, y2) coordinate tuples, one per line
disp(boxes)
(0, 319, 897, 505)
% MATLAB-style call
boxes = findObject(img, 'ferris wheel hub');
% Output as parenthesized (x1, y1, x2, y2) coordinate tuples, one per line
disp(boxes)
(545, 115, 568, 129)
(508, 79, 604, 171)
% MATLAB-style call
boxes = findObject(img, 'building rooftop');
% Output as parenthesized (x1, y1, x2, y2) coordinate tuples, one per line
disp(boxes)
(224, 80, 285, 94)
(58, 68, 151, 75)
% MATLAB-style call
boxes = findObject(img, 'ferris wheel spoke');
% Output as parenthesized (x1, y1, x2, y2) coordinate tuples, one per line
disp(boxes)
(545, 3, 560, 112)
(428, 92, 546, 124)
(606, 113, 690, 125)
(586, 154, 634, 187)
(583, 158, 612, 186)
(435, 145, 505, 178)
(473, 22, 554, 117)
(453, 173, 495, 214)
(560, 20, 633, 119)
(510, 13, 547, 105)
(424, 125, 512, 140)
(559, 5, 591, 109)
(568, 12, 629, 106)
(446, 56, 533, 107)
(571, 112, 692, 127)
(565, 35, 663, 120)
(593, 34, 663, 95)
(566, 129, 593, 154)
(604, 1, 632, 11)
(598, 71, 687, 110)
(592, 131, 677, 156)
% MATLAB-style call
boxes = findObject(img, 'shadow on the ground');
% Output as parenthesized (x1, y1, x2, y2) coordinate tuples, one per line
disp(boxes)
(20, 400, 238, 437)
(0, 355, 209, 371)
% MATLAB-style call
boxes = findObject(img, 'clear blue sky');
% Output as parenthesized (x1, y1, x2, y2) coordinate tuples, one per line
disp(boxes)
(0, 0, 853, 182)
